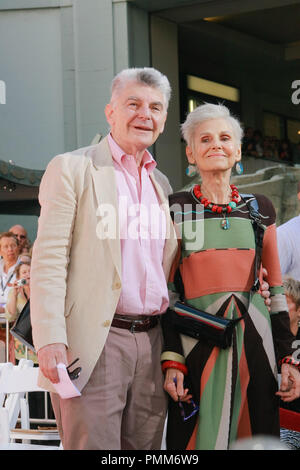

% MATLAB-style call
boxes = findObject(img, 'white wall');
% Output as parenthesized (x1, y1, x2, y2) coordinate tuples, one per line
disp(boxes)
(0, 8, 64, 170)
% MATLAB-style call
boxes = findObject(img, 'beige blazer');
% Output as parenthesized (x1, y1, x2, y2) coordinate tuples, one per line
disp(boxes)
(30, 136, 178, 391)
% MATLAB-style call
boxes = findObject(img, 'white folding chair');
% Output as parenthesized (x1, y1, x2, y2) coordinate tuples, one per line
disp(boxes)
(0, 359, 61, 449)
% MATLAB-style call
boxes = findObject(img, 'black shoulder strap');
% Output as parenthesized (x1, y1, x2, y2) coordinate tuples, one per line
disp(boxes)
(240, 194, 265, 292)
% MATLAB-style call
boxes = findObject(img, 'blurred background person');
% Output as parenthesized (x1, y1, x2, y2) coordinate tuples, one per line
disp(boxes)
(284, 278, 300, 337)
(0, 231, 20, 361)
(5, 260, 55, 432)
(278, 139, 293, 163)
(9, 224, 31, 255)
(5, 261, 37, 364)
(0, 232, 19, 313)
(280, 278, 300, 449)
(277, 181, 300, 281)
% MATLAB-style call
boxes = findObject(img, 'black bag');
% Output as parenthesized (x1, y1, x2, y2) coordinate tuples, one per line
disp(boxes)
(170, 194, 265, 349)
(10, 300, 35, 352)
(171, 301, 243, 349)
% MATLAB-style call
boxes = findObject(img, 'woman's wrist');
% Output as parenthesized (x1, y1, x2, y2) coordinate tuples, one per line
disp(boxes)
(161, 360, 188, 375)
(279, 356, 300, 370)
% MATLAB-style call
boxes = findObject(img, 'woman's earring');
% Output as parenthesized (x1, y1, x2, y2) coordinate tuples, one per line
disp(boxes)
(235, 162, 243, 175)
(186, 164, 197, 177)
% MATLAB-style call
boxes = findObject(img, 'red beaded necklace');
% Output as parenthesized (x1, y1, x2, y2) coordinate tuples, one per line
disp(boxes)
(193, 184, 239, 214)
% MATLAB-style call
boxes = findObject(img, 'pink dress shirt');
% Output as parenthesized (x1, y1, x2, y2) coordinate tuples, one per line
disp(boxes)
(108, 134, 169, 316)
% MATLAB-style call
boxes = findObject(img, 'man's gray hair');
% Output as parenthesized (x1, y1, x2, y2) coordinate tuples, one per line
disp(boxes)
(111, 67, 171, 109)
(181, 103, 244, 148)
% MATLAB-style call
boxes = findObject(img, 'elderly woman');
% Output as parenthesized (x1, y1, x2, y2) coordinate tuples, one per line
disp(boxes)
(161, 103, 300, 450)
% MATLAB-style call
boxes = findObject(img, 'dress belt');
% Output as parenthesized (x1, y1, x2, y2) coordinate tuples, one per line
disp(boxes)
(111, 313, 159, 332)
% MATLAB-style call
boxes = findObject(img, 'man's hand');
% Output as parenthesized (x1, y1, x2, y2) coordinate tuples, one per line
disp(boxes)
(277, 363, 300, 402)
(260, 267, 271, 311)
(37, 343, 68, 384)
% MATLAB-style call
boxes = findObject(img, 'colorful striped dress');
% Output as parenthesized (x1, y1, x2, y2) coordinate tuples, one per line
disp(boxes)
(161, 190, 295, 450)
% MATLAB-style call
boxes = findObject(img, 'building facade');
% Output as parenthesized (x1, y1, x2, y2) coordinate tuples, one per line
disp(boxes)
(0, 0, 299, 238)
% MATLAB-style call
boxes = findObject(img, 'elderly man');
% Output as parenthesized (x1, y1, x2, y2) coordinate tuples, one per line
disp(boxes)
(30, 67, 178, 450)
(0, 232, 19, 313)
(9, 224, 30, 254)
(277, 181, 300, 281)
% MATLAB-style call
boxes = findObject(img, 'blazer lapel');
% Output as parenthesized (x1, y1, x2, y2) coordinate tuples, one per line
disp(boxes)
(150, 172, 178, 279)
(90, 137, 121, 280)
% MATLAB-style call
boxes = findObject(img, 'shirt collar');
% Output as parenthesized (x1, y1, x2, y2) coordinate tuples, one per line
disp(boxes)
(108, 133, 157, 175)
(0, 258, 18, 276)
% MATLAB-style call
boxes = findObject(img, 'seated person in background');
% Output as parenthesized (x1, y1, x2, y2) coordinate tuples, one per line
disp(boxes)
(5, 261, 37, 364)
(279, 139, 293, 163)
(253, 129, 264, 157)
(269, 136, 279, 160)
(242, 126, 255, 155)
(280, 278, 300, 449)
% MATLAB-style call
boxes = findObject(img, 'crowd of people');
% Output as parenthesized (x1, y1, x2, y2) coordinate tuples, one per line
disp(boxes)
(242, 126, 300, 164)
(0, 225, 33, 364)
(0, 67, 300, 451)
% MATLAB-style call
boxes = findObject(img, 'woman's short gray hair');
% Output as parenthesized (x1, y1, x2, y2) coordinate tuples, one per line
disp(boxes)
(181, 103, 244, 148)
(111, 67, 171, 109)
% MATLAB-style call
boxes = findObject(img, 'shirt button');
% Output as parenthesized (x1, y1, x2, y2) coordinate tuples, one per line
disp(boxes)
(102, 320, 111, 328)
(113, 281, 121, 290)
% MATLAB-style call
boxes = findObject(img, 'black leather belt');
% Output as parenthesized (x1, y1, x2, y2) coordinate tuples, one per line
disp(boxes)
(112, 314, 159, 332)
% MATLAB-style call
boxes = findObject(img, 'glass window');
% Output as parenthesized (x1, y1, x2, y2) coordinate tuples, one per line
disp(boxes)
(187, 75, 240, 102)
(287, 119, 300, 144)
(263, 112, 285, 140)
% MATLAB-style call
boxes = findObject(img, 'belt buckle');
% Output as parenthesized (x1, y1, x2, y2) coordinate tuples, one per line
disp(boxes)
(130, 318, 144, 333)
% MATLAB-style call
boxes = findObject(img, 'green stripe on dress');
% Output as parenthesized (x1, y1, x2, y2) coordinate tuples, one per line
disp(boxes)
(178, 218, 256, 257)
(196, 348, 229, 449)
(186, 291, 248, 312)
(229, 303, 247, 443)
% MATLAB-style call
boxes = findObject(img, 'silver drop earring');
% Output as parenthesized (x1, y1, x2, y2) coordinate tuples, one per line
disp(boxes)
(186, 164, 197, 177)
(235, 162, 243, 175)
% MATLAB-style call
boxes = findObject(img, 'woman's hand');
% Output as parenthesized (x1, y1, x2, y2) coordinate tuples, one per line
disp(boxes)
(260, 267, 271, 311)
(277, 363, 300, 402)
(163, 368, 192, 403)
(10, 280, 23, 296)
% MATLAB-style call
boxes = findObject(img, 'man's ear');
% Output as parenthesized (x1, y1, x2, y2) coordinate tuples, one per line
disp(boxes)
(104, 103, 114, 126)
(186, 146, 195, 165)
